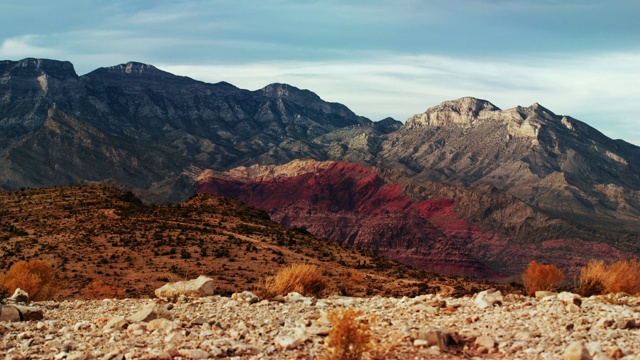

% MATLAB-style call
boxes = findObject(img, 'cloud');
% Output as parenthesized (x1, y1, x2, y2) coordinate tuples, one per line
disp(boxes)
(0, 36, 61, 59)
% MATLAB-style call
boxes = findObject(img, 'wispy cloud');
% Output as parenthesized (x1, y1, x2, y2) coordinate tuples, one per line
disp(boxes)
(0, 36, 61, 59)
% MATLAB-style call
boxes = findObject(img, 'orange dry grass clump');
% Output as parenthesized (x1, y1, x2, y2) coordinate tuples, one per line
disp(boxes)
(80, 279, 127, 299)
(521, 260, 565, 296)
(264, 263, 326, 298)
(323, 308, 373, 360)
(0, 260, 61, 301)
(580, 259, 640, 296)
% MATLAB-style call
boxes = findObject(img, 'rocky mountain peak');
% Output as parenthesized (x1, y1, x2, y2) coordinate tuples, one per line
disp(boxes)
(406, 97, 499, 127)
(261, 83, 321, 102)
(97, 61, 168, 77)
(0, 58, 77, 80)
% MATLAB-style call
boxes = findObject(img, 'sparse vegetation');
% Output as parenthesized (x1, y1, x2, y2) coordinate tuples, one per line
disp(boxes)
(323, 308, 373, 360)
(263, 263, 326, 298)
(0, 260, 62, 301)
(579, 259, 640, 296)
(80, 279, 127, 299)
(521, 260, 565, 296)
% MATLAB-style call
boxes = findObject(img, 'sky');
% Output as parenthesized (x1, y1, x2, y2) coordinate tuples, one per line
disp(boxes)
(1, 0, 639, 145)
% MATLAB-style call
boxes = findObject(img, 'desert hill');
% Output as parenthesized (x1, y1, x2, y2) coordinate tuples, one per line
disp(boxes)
(0, 185, 507, 299)
(195, 160, 636, 279)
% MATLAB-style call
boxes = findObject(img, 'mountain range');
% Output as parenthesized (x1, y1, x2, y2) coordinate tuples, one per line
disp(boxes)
(1, 58, 639, 278)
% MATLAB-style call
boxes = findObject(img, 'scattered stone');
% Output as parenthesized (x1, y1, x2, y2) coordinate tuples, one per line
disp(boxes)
(13, 305, 44, 321)
(558, 292, 582, 306)
(147, 318, 176, 332)
(274, 335, 299, 350)
(413, 339, 429, 347)
(232, 291, 259, 304)
(535, 291, 556, 299)
(10, 288, 29, 304)
(0, 305, 21, 322)
(474, 289, 503, 309)
(606, 347, 624, 359)
(563, 341, 593, 360)
(128, 304, 172, 323)
(614, 318, 636, 329)
(103, 315, 128, 330)
(475, 335, 495, 350)
(284, 292, 314, 305)
(178, 349, 210, 359)
(2, 290, 640, 358)
(413, 327, 457, 351)
(154, 276, 215, 298)
(164, 331, 185, 344)
(594, 318, 614, 329)
(566, 303, 581, 313)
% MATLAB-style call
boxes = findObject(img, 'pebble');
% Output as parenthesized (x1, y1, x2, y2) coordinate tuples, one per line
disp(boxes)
(0, 291, 639, 359)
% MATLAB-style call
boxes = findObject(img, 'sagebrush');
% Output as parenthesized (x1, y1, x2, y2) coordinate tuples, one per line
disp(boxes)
(263, 263, 326, 298)
(580, 259, 640, 296)
(323, 308, 373, 360)
(521, 260, 565, 296)
(0, 260, 61, 301)
(80, 279, 126, 299)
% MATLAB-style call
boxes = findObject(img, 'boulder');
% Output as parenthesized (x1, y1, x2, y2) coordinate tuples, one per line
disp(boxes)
(128, 304, 172, 323)
(13, 305, 44, 321)
(154, 275, 215, 298)
(474, 289, 503, 309)
(0, 305, 22, 322)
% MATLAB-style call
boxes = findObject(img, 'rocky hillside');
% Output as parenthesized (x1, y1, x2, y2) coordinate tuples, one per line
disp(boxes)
(375, 97, 640, 234)
(195, 160, 636, 278)
(0, 58, 370, 201)
(0, 185, 500, 299)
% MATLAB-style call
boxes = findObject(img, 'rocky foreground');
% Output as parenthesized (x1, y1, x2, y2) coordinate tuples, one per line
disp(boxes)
(2, 289, 640, 360)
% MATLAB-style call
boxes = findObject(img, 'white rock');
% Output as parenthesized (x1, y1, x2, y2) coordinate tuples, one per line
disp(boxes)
(127, 303, 172, 323)
(274, 335, 299, 349)
(147, 318, 176, 333)
(475, 289, 503, 309)
(413, 339, 429, 347)
(563, 341, 592, 360)
(558, 292, 582, 306)
(231, 291, 259, 304)
(475, 335, 495, 350)
(535, 291, 556, 299)
(154, 275, 215, 298)
(284, 292, 314, 305)
(103, 316, 128, 330)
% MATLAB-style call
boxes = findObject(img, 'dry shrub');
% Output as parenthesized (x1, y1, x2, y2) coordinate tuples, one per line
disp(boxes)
(323, 308, 373, 360)
(580, 259, 640, 296)
(0, 260, 61, 301)
(80, 279, 126, 299)
(263, 263, 326, 298)
(521, 260, 565, 296)
(338, 269, 365, 296)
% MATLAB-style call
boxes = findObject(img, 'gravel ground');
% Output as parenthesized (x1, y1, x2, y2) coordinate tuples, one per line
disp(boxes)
(2, 290, 640, 359)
